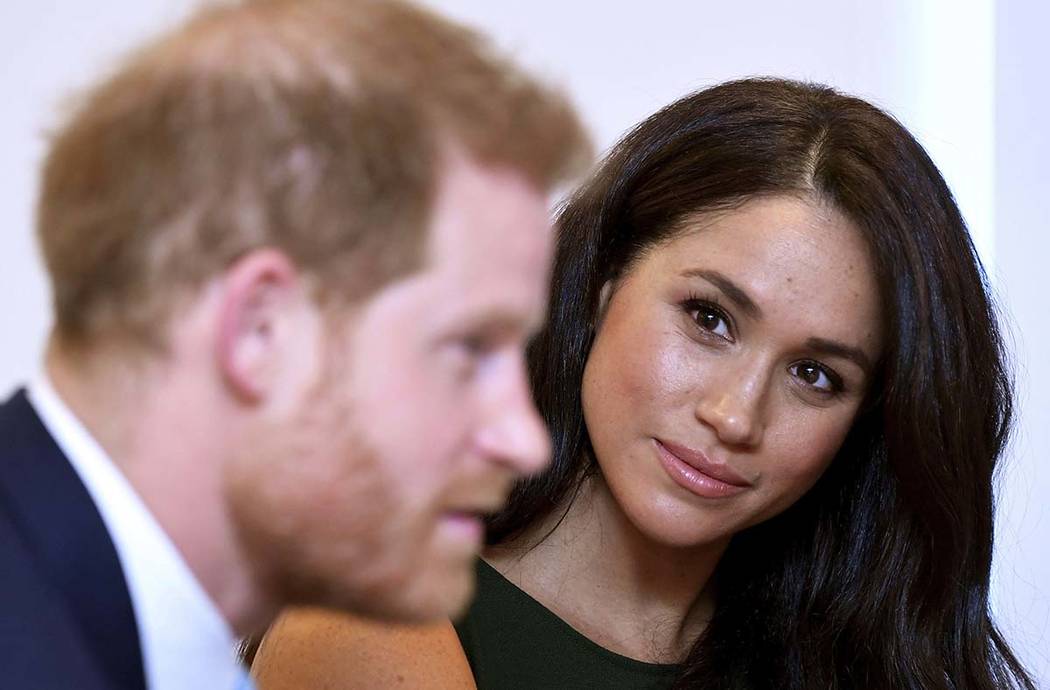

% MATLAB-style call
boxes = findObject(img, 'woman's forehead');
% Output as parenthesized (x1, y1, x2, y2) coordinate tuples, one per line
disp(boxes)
(626, 196, 884, 351)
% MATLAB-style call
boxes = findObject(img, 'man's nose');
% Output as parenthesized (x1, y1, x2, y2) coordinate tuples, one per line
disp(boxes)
(474, 360, 552, 476)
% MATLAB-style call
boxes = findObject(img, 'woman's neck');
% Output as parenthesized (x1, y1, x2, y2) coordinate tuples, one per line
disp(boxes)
(485, 474, 728, 664)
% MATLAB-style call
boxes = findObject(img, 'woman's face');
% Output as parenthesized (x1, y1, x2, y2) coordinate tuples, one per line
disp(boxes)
(581, 195, 882, 548)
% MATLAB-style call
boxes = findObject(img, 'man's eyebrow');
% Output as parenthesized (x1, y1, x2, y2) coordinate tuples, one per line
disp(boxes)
(805, 337, 874, 374)
(681, 268, 762, 319)
(453, 307, 542, 337)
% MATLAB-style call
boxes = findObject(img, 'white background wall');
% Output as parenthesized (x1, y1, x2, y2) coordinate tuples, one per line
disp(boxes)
(992, 0, 1050, 684)
(1, 1, 1045, 683)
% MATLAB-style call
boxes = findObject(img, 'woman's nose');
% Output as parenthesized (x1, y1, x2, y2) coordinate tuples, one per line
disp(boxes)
(693, 357, 769, 448)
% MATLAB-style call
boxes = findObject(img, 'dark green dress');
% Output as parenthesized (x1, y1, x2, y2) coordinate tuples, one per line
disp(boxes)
(454, 559, 680, 689)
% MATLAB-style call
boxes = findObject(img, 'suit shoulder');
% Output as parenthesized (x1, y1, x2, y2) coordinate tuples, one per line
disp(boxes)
(0, 512, 112, 689)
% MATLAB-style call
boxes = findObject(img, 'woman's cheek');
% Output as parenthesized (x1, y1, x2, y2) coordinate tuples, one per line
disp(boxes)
(761, 409, 854, 501)
(646, 335, 708, 402)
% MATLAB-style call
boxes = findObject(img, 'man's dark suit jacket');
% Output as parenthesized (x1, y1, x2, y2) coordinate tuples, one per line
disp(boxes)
(0, 389, 147, 690)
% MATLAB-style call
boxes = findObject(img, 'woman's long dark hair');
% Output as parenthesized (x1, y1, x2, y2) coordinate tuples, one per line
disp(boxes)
(487, 78, 1033, 689)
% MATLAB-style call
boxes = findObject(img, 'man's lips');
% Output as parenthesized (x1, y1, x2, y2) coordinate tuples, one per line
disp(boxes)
(437, 511, 486, 544)
(439, 494, 506, 543)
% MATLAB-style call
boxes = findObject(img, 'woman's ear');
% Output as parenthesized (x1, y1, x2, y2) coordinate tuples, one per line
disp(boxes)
(214, 248, 308, 404)
(593, 280, 614, 332)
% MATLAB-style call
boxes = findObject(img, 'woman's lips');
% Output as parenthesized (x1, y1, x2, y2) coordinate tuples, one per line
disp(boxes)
(654, 439, 751, 498)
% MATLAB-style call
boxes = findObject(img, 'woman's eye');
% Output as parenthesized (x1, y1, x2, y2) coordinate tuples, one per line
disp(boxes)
(693, 305, 731, 339)
(789, 361, 840, 393)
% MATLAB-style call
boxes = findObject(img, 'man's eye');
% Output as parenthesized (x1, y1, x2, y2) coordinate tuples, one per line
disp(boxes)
(456, 333, 496, 361)
(788, 361, 841, 394)
(460, 335, 486, 355)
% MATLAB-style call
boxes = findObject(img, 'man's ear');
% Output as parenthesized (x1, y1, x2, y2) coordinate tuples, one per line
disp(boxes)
(215, 248, 310, 404)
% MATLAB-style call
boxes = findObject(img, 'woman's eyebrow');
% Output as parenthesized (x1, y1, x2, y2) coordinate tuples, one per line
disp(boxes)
(805, 337, 873, 374)
(681, 268, 762, 319)
(682, 267, 874, 373)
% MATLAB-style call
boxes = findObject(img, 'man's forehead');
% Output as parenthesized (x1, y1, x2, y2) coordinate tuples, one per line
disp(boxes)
(425, 152, 551, 258)
(395, 261, 541, 325)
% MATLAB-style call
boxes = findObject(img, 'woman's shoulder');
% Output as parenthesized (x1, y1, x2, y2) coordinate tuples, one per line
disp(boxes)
(251, 607, 475, 689)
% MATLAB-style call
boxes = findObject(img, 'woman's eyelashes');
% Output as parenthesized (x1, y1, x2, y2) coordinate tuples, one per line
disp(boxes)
(681, 294, 847, 397)
(788, 360, 844, 396)
(683, 296, 734, 341)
